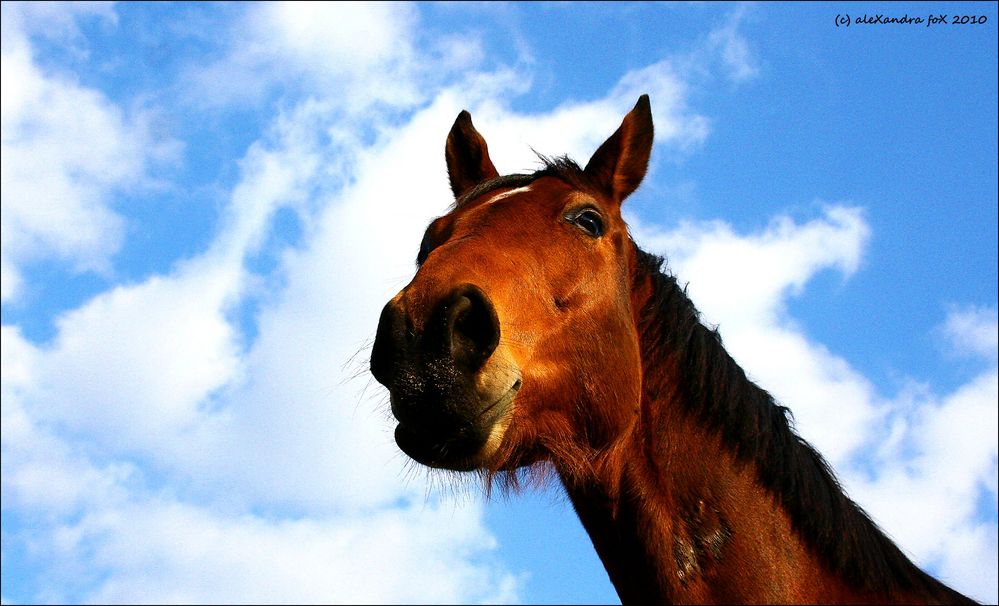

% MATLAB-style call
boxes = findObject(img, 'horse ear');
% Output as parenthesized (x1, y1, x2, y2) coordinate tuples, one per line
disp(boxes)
(583, 95, 654, 203)
(445, 110, 500, 199)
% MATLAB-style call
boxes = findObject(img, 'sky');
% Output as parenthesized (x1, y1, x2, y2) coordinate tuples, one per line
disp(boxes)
(1, 2, 996, 604)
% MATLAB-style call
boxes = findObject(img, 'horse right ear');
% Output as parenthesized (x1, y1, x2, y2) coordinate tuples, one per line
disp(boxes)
(583, 95, 654, 204)
(445, 110, 499, 199)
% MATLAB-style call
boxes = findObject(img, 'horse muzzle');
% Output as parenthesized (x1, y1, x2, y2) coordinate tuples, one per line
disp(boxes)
(371, 283, 521, 470)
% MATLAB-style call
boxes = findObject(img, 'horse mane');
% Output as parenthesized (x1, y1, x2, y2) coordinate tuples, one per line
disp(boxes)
(631, 246, 969, 601)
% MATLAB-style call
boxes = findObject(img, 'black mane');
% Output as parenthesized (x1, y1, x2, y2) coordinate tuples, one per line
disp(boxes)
(631, 246, 974, 603)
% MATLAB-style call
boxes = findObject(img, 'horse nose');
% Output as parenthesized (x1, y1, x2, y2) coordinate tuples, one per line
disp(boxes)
(436, 284, 500, 372)
(371, 285, 500, 386)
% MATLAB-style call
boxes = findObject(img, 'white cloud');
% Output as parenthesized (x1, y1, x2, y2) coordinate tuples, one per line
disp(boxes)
(38, 497, 519, 605)
(706, 3, 760, 83)
(635, 206, 868, 326)
(840, 305, 998, 600)
(2, 326, 133, 517)
(941, 305, 998, 360)
(0, 2, 173, 302)
(845, 366, 998, 601)
(187, 2, 483, 115)
(4, 82, 336, 475)
(0, 1, 117, 52)
(34, 267, 241, 448)
(3, 332, 519, 604)
(262, 2, 418, 72)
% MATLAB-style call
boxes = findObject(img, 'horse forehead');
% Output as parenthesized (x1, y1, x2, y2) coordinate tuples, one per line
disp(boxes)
(443, 184, 608, 249)
(459, 178, 582, 219)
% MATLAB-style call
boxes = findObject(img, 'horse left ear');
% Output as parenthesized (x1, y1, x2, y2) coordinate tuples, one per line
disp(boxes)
(583, 95, 654, 203)
(445, 110, 500, 199)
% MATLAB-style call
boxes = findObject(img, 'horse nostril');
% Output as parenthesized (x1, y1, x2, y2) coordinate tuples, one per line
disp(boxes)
(446, 284, 500, 371)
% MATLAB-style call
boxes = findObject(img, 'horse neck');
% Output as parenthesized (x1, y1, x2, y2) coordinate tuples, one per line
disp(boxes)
(556, 246, 973, 605)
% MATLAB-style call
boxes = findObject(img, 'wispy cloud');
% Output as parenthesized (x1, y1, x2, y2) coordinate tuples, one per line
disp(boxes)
(184, 2, 484, 116)
(706, 3, 760, 83)
(941, 306, 999, 361)
(0, 2, 175, 303)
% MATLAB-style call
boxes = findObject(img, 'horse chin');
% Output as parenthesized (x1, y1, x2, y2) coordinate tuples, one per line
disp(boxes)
(394, 423, 483, 471)
(393, 381, 519, 471)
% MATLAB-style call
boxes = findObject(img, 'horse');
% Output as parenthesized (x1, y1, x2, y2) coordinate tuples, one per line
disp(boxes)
(369, 95, 977, 604)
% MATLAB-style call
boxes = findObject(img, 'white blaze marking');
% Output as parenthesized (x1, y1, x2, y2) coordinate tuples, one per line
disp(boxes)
(484, 185, 533, 205)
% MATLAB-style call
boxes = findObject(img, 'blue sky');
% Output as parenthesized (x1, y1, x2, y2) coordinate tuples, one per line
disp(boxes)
(1, 2, 996, 604)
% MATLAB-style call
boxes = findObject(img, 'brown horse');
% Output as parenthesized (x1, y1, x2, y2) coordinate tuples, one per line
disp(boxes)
(370, 95, 976, 604)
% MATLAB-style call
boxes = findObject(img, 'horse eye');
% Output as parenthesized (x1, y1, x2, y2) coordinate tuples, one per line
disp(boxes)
(569, 209, 604, 237)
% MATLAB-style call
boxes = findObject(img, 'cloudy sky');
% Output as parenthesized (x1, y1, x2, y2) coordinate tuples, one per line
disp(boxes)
(1, 2, 996, 604)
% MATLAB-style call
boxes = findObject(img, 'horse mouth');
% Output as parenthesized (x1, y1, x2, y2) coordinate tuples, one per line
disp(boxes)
(393, 379, 521, 471)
